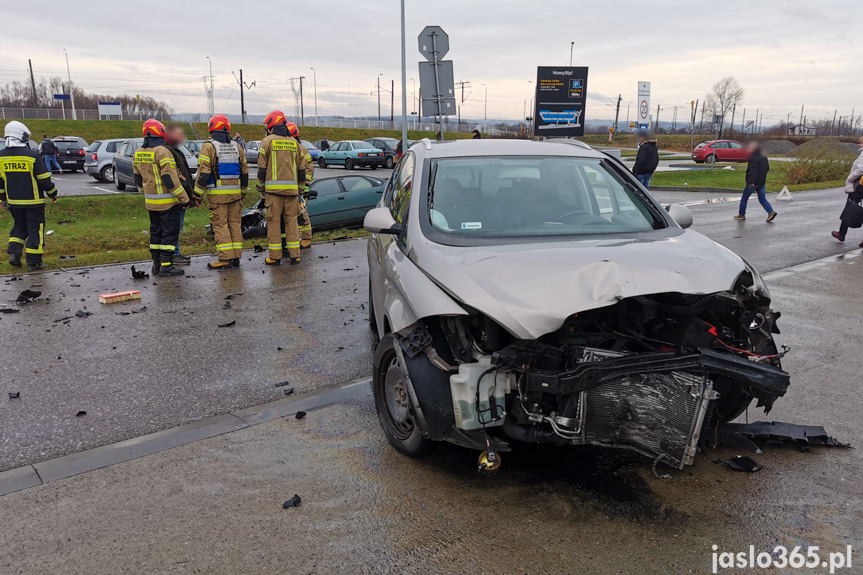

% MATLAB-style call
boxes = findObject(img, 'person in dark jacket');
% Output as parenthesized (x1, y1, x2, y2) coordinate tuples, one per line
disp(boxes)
(472, 129, 481, 139)
(40, 135, 62, 174)
(164, 124, 196, 265)
(735, 141, 776, 222)
(632, 131, 658, 189)
(318, 137, 330, 151)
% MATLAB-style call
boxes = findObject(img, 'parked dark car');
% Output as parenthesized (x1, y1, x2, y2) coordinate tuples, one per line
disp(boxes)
(364, 137, 399, 169)
(184, 140, 209, 157)
(112, 138, 197, 191)
(51, 137, 87, 172)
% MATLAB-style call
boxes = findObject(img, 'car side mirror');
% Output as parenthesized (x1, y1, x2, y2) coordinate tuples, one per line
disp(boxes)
(308, 190, 318, 199)
(364, 206, 402, 235)
(665, 204, 693, 229)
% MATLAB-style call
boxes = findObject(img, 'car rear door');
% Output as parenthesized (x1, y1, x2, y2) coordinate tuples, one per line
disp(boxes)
(340, 176, 384, 221)
(307, 178, 354, 228)
(714, 141, 731, 161)
(726, 141, 745, 161)
(116, 142, 135, 183)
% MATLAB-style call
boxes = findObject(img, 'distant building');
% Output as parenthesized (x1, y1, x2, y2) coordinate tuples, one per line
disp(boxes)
(788, 124, 817, 136)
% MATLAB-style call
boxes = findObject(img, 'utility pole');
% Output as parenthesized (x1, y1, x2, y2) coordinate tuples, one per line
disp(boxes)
(239, 69, 245, 124)
(798, 104, 804, 129)
(399, 0, 408, 144)
(613, 94, 622, 133)
(377, 74, 382, 123)
(63, 49, 77, 120)
(299, 76, 305, 125)
(655, 104, 660, 133)
(203, 57, 214, 117)
(729, 103, 736, 136)
(310, 68, 318, 127)
(625, 102, 630, 127)
(28, 59, 37, 107)
(390, 79, 394, 123)
(741, 109, 746, 136)
(455, 80, 471, 126)
(830, 109, 837, 136)
(483, 83, 488, 134)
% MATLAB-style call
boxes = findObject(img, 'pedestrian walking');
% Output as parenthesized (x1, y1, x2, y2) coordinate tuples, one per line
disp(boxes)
(472, 129, 481, 139)
(194, 114, 249, 269)
(133, 119, 191, 277)
(319, 137, 330, 151)
(257, 110, 305, 266)
(1, 121, 58, 271)
(40, 134, 62, 174)
(632, 130, 658, 189)
(831, 136, 863, 245)
(735, 141, 777, 222)
(164, 124, 195, 265)
(233, 132, 246, 150)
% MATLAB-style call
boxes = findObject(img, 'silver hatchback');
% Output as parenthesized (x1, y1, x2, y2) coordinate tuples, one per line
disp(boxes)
(84, 138, 128, 183)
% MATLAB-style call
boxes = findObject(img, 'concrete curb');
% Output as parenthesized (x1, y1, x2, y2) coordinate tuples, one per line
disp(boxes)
(651, 186, 739, 194)
(0, 377, 372, 497)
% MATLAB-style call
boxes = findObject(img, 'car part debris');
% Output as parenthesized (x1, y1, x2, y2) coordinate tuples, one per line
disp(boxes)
(275, 381, 292, 388)
(131, 306, 147, 314)
(282, 494, 301, 508)
(8, 392, 20, 399)
(722, 421, 850, 448)
(253, 245, 264, 253)
(58, 255, 76, 261)
(225, 292, 243, 299)
(75, 310, 92, 318)
(283, 388, 295, 396)
(46, 230, 54, 236)
(16, 289, 42, 303)
(131, 266, 149, 280)
(295, 411, 306, 420)
(224, 301, 231, 309)
(0, 308, 19, 314)
(99, 290, 141, 304)
(75, 410, 87, 417)
(477, 449, 501, 474)
(218, 320, 236, 328)
(726, 455, 762, 473)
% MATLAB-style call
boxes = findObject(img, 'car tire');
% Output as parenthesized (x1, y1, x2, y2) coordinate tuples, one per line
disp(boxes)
(385, 156, 394, 169)
(318, 157, 327, 168)
(373, 334, 431, 457)
(114, 169, 126, 191)
(345, 158, 354, 170)
(705, 154, 716, 164)
(100, 165, 114, 183)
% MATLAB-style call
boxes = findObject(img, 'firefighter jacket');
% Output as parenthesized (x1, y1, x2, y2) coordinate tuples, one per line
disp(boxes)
(133, 139, 190, 211)
(0, 146, 57, 208)
(257, 134, 304, 197)
(297, 141, 314, 191)
(194, 139, 249, 204)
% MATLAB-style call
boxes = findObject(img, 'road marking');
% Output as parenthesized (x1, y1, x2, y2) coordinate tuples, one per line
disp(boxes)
(93, 186, 123, 194)
(764, 251, 860, 282)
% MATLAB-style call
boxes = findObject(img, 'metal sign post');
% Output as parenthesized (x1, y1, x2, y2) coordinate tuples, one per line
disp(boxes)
(637, 81, 650, 131)
(418, 26, 456, 138)
(53, 94, 70, 120)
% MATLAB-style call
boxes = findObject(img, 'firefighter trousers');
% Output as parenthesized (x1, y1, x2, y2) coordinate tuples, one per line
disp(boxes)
(280, 197, 312, 246)
(7, 207, 46, 266)
(209, 200, 243, 261)
(149, 206, 182, 267)
(265, 193, 300, 260)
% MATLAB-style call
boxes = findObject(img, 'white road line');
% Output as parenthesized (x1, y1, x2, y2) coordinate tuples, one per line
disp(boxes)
(764, 251, 861, 281)
(93, 186, 123, 194)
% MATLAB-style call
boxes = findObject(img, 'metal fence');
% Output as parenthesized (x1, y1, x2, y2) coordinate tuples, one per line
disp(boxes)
(0, 107, 169, 121)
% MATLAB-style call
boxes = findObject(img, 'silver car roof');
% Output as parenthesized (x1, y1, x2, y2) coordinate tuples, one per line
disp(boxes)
(411, 138, 608, 161)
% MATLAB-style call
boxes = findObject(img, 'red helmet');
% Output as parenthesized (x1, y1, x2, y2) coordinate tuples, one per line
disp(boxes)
(142, 119, 166, 138)
(264, 110, 287, 130)
(207, 114, 231, 133)
(285, 121, 299, 138)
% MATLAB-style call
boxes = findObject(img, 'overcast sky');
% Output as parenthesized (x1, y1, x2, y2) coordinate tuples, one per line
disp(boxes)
(1, 0, 857, 125)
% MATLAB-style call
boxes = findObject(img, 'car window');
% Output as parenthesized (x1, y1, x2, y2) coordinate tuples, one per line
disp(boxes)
(106, 142, 120, 153)
(55, 142, 79, 151)
(391, 153, 414, 224)
(715, 142, 730, 149)
(86, 142, 101, 153)
(351, 141, 370, 149)
(426, 156, 663, 240)
(311, 179, 342, 197)
(728, 142, 742, 149)
(301, 140, 317, 150)
(341, 177, 375, 193)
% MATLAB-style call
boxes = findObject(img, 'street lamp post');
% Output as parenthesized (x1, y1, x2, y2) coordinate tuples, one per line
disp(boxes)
(377, 74, 383, 123)
(399, 0, 408, 146)
(410, 77, 417, 130)
(63, 49, 77, 120)
(569, 41, 574, 66)
(310, 67, 318, 127)
(482, 83, 487, 134)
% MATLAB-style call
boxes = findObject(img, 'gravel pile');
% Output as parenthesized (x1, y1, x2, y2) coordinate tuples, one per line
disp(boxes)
(761, 140, 797, 156)
(792, 139, 857, 157)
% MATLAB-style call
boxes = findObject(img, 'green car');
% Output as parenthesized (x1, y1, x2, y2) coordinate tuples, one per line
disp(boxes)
(307, 175, 386, 229)
(317, 140, 386, 170)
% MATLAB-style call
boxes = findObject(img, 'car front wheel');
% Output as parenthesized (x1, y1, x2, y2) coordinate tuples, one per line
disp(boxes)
(318, 157, 327, 168)
(345, 158, 354, 170)
(114, 168, 126, 191)
(373, 334, 431, 457)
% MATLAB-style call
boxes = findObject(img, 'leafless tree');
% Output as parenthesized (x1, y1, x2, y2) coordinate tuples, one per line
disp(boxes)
(704, 77, 744, 138)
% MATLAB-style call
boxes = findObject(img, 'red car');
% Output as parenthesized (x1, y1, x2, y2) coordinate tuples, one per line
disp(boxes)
(691, 140, 750, 163)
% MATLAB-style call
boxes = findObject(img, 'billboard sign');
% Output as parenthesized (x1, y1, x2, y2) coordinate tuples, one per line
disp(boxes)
(533, 66, 588, 137)
(637, 81, 650, 130)
(98, 102, 123, 118)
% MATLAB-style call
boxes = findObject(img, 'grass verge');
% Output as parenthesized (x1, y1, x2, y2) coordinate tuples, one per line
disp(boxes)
(0, 194, 367, 275)
(650, 161, 845, 192)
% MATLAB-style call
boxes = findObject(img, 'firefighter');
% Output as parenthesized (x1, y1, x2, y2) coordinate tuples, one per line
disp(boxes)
(257, 110, 305, 265)
(0, 121, 58, 271)
(193, 114, 248, 269)
(133, 119, 191, 277)
(283, 121, 313, 250)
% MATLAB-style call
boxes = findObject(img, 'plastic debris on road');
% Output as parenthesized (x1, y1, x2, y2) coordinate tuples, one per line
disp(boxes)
(282, 495, 302, 509)
(16, 289, 42, 303)
(726, 455, 762, 473)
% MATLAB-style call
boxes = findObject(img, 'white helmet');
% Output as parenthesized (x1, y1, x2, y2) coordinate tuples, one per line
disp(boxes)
(4, 121, 31, 144)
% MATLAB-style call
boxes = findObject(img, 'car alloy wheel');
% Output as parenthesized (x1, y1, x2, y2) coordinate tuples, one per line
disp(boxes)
(101, 165, 113, 183)
(113, 168, 126, 191)
(345, 158, 354, 170)
(385, 156, 394, 169)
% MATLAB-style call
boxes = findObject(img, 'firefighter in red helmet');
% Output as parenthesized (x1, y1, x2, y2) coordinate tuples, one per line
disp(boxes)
(193, 114, 249, 269)
(257, 111, 305, 265)
(133, 119, 190, 277)
(282, 121, 313, 250)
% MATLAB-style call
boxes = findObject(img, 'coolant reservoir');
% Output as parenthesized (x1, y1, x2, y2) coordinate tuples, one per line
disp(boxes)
(450, 355, 513, 431)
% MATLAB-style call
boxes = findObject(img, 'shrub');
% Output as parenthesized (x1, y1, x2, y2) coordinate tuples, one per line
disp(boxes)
(778, 148, 854, 185)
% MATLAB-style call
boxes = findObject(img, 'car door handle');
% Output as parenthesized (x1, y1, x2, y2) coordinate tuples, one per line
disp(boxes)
(376, 190, 383, 193)
(337, 196, 347, 200)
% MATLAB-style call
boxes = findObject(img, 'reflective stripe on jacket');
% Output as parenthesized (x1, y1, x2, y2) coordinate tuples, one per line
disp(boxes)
(258, 135, 301, 196)
(133, 145, 190, 211)
(194, 140, 248, 204)
(0, 147, 57, 207)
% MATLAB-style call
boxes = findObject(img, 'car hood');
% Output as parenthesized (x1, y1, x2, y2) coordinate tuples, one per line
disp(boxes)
(412, 231, 747, 339)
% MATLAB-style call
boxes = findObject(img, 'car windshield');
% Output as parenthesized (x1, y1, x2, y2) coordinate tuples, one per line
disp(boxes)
(301, 140, 318, 150)
(55, 142, 80, 151)
(426, 156, 664, 240)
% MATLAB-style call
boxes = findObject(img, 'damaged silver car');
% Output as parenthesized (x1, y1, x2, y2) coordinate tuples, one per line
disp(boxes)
(364, 139, 788, 471)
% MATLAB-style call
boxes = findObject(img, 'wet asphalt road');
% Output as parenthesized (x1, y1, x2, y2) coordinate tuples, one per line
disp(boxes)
(1, 187, 859, 474)
(1, 255, 861, 574)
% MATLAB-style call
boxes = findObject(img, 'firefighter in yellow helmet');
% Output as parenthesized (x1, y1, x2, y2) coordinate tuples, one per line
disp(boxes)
(283, 121, 313, 249)
(257, 111, 305, 265)
(133, 119, 191, 277)
(194, 114, 249, 269)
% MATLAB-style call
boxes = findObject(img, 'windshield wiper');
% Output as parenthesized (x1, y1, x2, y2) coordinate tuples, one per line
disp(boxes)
(428, 162, 439, 210)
